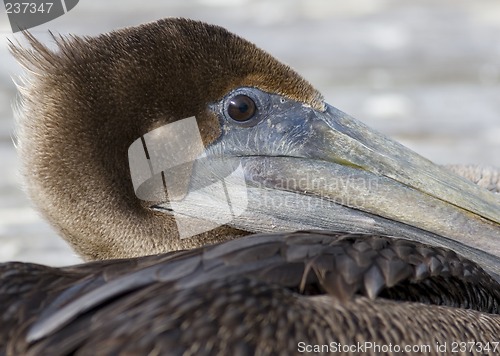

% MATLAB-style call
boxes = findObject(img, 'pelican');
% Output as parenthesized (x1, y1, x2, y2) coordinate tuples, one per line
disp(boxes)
(1, 18, 499, 355)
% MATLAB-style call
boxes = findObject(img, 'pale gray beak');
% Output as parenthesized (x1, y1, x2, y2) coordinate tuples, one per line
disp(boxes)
(152, 89, 500, 279)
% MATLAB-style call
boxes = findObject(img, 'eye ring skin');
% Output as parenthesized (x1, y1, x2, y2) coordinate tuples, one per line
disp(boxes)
(221, 87, 270, 128)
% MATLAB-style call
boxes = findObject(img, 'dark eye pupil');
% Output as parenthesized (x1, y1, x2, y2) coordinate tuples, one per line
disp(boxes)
(228, 95, 256, 122)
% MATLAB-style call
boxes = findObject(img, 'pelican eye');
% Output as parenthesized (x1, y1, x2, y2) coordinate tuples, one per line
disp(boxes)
(227, 95, 257, 122)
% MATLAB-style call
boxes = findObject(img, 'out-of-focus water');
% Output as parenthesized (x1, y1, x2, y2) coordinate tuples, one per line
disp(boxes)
(0, 0, 499, 266)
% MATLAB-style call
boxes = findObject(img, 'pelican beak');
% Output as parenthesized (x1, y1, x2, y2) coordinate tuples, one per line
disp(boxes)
(151, 90, 500, 279)
(213, 93, 499, 276)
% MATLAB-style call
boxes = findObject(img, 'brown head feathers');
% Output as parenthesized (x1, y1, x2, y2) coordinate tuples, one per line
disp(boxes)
(11, 18, 323, 260)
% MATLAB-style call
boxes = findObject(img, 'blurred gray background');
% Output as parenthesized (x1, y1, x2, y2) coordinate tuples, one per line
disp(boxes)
(0, 0, 499, 266)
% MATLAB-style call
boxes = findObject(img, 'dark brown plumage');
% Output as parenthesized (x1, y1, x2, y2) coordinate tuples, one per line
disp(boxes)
(3, 18, 499, 355)
(2, 232, 499, 355)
